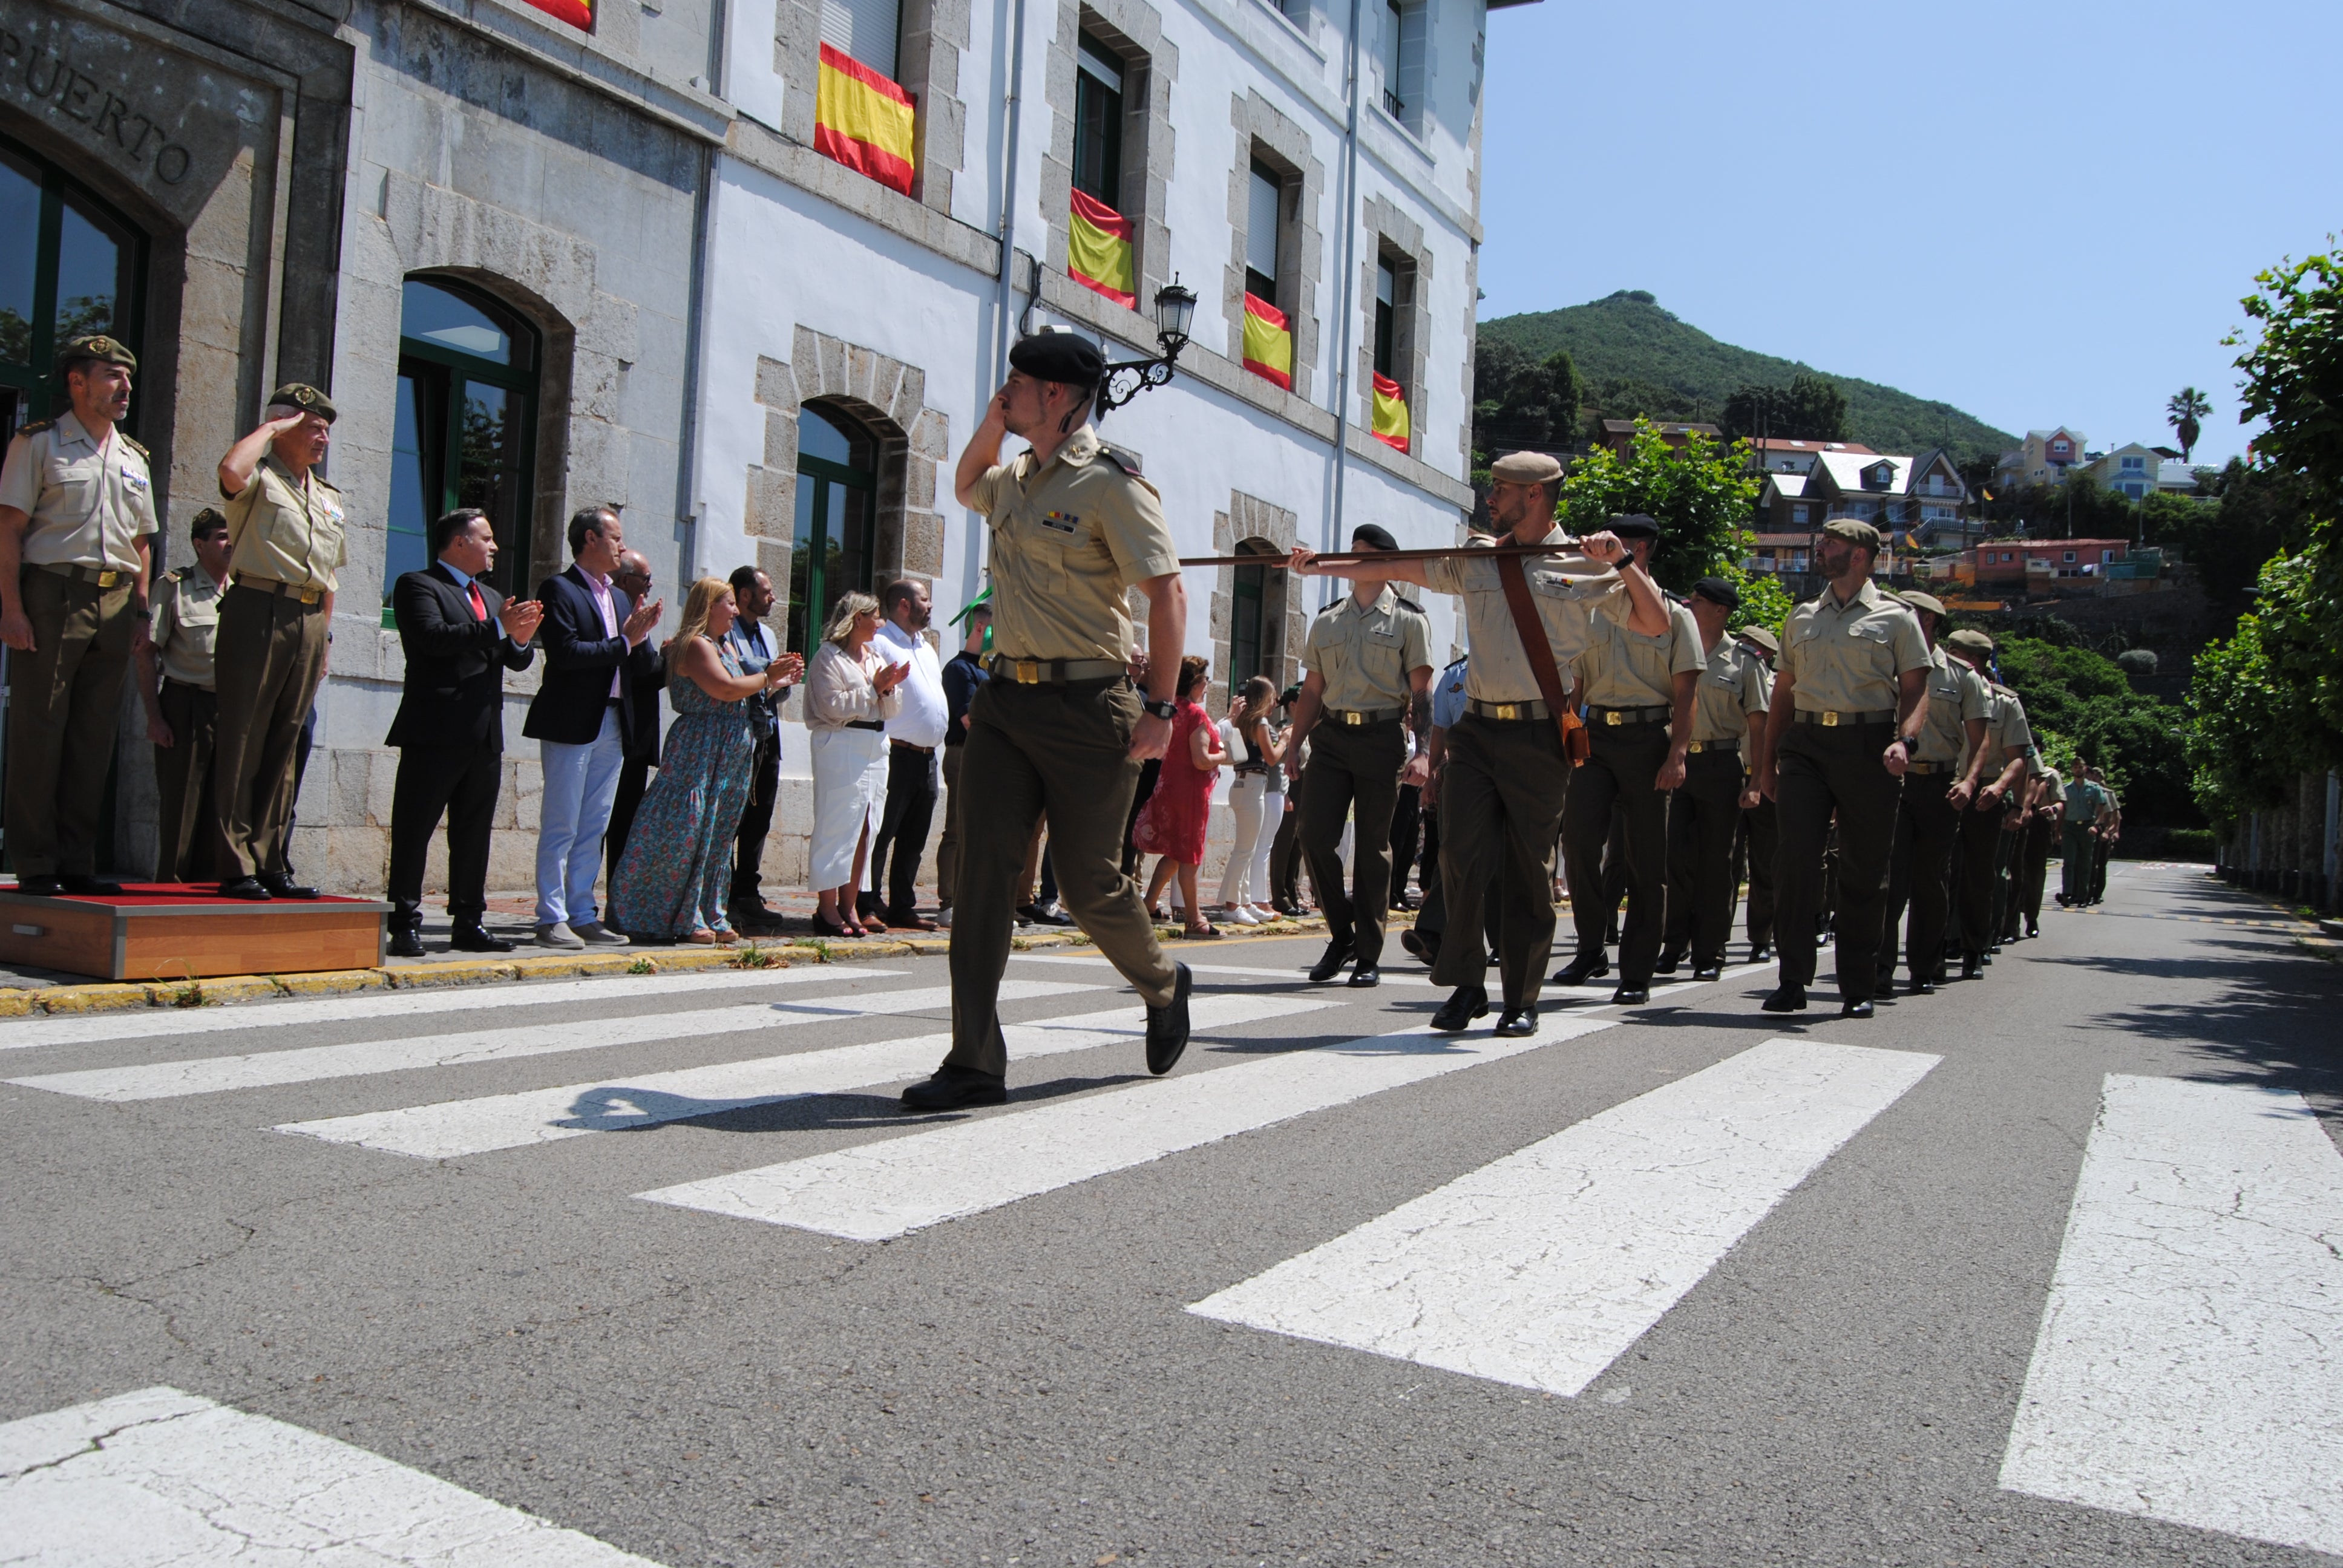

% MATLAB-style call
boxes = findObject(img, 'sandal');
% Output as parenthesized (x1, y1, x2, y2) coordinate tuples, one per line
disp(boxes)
(1184, 921, 1221, 939)
(684, 928, 718, 945)
(810, 913, 852, 939)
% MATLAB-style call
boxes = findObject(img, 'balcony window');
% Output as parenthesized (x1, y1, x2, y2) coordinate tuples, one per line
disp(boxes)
(1245, 160, 1282, 302)
(1073, 34, 1124, 208)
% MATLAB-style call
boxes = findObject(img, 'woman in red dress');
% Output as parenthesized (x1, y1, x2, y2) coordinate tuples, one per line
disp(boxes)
(1133, 655, 1227, 938)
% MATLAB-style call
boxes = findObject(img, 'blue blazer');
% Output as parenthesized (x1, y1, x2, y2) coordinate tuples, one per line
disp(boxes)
(521, 564, 659, 749)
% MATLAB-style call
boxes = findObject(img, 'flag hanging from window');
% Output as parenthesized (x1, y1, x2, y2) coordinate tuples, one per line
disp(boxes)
(1242, 292, 1292, 390)
(520, 0, 592, 27)
(1066, 189, 1136, 309)
(1371, 372, 1410, 452)
(815, 43, 917, 196)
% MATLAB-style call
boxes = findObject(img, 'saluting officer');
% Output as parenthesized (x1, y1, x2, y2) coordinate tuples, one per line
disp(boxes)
(0, 334, 157, 895)
(136, 508, 234, 882)
(901, 332, 1192, 1113)
(1878, 592, 1987, 995)
(213, 385, 346, 900)
(1294, 451, 1667, 1036)
(1658, 577, 1769, 983)
(1943, 629, 2033, 978)
(1730, 624, 1781, 962)
(1283, 523, 1434, 988)
(1752, 518, 1930, 1018)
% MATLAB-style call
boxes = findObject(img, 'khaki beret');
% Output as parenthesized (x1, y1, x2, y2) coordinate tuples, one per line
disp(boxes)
(1947, 629, 1996, 656)
(1737, 625, 1780, 655)
(1821, 517, 1880, 551)
(1008, 329, 1104, 387)
(189, 507, 228, 535)
(269, 383, 338, 422)
(1489, 451, 1564, 485)
(1899, 590, 1947, 617)
(56, 334, 137, 376)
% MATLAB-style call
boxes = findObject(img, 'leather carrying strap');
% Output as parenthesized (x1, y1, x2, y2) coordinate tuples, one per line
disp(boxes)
(1493, 552, 1587, 766)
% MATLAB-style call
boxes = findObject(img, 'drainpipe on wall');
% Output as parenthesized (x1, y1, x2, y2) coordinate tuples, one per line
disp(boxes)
(994, 0, 1029, 385)
(676, 146, 721, 592)
(1322, 0, 1365, 606)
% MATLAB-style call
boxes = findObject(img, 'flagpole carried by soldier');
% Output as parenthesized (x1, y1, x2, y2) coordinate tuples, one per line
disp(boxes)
(1288, 453, 1670, 1036)
(1876, 590, 1987, 996)
(1657, 577, 1769, 984)
(899, 330, 1193, 1113)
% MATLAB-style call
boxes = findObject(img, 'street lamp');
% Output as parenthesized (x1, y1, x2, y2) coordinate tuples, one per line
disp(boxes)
(1095, 276, 1199, 416)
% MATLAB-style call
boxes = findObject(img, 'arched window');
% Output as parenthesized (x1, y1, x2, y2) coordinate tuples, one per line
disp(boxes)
(0, 134, 146, 441)
(790, 404, 877, 656)
(385, 277, 539, 613)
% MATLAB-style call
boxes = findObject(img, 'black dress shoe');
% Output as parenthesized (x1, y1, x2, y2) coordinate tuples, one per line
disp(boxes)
(1761, 984, 1808, 1013)
(1907, 976, 1936, 995)
(451, 926, 515, 953)
(1493, 1004, 1539, 1037)
(1145, 962, 1193, 1075)
(59, 874, 124, 895)
(1875, 968, 1898, 995)
(258, 873, 320, 899)
(1430, 985, 1489, 1032)
(1961, 952, 1983, 980)
(1692, 964, 1722, 982)
(1347, 966, 1381, 988)
(1841, 998, 1875, 1019)
(387, 927, 427, 958)
(2025, 923, 2040, 939)
(900, 1067, 1009, 1112)
(218, 877, 272, 901)
(1610, 985, 1650, 1006)
(1749, 942, 1774, 964)
(15, 874, 66, 897)
(1653, 948, 1683, 976)
(1552, 951, 1610, 986)
(1398, 929, 1433, 964)
(1308, 941, 1355, 983)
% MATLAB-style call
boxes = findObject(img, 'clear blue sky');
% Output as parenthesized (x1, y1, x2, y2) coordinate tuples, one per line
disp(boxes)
(1474, 0, 2343, 466)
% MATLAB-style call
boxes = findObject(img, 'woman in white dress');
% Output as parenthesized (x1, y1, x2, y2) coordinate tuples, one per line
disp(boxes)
(1214, 676, 1285, 924)
(805, 592, 907, 936)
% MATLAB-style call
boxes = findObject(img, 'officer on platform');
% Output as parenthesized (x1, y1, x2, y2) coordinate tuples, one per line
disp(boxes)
(900, 330, 1192, 1112)
(1282, 522, 1434, 988)
(1752, 518, 1929, 1018)
(1877, 591, 1987, 995)
(1731, 623, 1781, 962)
(213, 385, 346, 900)
(0, 334, 157, 895)
(1659, 577, 1769, 984)
(136, 508, 234, 882)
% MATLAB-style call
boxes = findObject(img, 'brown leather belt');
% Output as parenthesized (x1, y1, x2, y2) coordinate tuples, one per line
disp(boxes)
(891, 738, 934, 753)
(988, 655, 1126, 684)
(1467, 697, 1550, 722)
(1792, 708, 1895, 727)
(234, 573, 324, 606)
(36, 561, 130, 589)
(1588, 704, 1670, 726)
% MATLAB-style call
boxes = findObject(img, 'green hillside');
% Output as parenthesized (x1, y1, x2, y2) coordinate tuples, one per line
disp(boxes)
(1480, 290, 2016, 461)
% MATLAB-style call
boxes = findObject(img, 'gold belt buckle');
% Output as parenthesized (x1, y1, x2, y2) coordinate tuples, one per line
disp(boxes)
(1341, 711, 1364, 726)
(1820, 710, 1841, 727)
(1012, 659, 1041, 684)
(299, 586, 321, 606)
(1492, 702, 1520, 721)
(1601, 710, 1620, 725)
(96, 569, 120, 588)
(1687, 740, 1706, 753)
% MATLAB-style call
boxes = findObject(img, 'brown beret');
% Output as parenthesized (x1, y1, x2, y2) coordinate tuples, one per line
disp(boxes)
(189, 508, 228, 535)
(1489, 451, 1564, 485)
(1899, 590, 1946, 617)
(268, 383, 338, 422)
(1821, 517, 1880, 551)
(1737, 625, 1780, 656)
(57, 334, 136, 376)
(1947, 629, 1996, 656)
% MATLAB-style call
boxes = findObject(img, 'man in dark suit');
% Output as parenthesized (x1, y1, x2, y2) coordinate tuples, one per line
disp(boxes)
(385, 508, 542, 957)
(522, 505, 662, 948)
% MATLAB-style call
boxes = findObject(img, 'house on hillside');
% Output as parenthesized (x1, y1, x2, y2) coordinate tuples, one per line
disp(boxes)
(2158, 459, 2206, 493)
(1744, 531, 1896, 580)
(1748, 437, 1875, 475)
(1797, 448, 1974, 544)
(1994, 428, 2087, 489)
(1598, 419, 1722, 456)
(1941, 538, 2140, 595)
(2082, 442, 2164, 500)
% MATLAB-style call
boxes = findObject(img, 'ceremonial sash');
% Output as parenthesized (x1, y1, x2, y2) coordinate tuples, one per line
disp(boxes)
(1242, 292, 1293, 390)
(1067, 189, 1137, 309)
(815, 44, 917, 196)
(1371, 372, 1410, 452)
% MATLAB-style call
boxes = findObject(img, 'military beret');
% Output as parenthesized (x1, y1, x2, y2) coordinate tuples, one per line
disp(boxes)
(1008, 329, 1104, 387)
(1821, 517, 1880, 551)
(269, 383, 338, 423)
(1690, 576, 1739, 609)
(56, 334, 136, 376)
(1488, 451, 1564, 485)
(1737, 625, 1781, 655)
(189, 508, 228, 535)
(1947, 629, 1996, 657)
(1899, 590, 1947, 617)
(1350, 523, 1399, 552)
(1608, 512, 1661, 540)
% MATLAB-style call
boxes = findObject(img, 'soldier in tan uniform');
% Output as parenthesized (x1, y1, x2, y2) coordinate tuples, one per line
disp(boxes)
(1283, 523, 1434, 988)
(902, 332, 1192, 1112)
(1293, 451, 1668, 1036)
(1753, 518, 1930, 1018)
(0, 335, 157, 895)
(134, 508, 233, 881)
(1942, 628, 2033, 978)
(1731, 624, 1781, 961)
(1877, 592, 1987, 995)
(212, 384, 346, 900)
(1658, 577, 1769, 983)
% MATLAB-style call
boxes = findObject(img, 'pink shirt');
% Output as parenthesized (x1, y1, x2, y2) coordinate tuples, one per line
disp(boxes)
(584, 568, 621, 697)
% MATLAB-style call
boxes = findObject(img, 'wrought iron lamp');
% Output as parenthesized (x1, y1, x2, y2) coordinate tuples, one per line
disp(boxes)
(1095, 276, 1199, 416)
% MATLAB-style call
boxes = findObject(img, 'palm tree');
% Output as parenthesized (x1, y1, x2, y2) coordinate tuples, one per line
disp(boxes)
(2167, 387, 2212, 463)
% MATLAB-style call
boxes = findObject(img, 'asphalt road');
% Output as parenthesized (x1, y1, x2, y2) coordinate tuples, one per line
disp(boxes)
(2, 863, 2338, 1567)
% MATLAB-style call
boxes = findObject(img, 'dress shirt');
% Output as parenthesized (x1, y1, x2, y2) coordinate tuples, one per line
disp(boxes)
(724, 618, 782, 728)
(805, 641, 905, 732)
(583, 569, 621, 697)
(0, 410, 157, 572)
(876, 618, 948, 748)
(439, 560, 491, 621)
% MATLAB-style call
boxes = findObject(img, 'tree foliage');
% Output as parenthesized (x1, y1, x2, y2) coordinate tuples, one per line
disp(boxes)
(2231, 244, 2343, 514)
(2166, 386, 2211, 463)
(1994, 636, 2196, 831)
(1556, 419, 1760, 593)
(1472, 339, 1584, 466)
(1720, 373, 1849, 445)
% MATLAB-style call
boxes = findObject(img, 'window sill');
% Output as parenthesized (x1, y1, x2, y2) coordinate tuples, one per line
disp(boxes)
(1247, 0, 1326, 61)
(1363, 98, 1432, 165)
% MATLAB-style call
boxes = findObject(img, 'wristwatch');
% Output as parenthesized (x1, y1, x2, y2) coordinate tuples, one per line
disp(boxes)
(1140, 696, 1178, 720)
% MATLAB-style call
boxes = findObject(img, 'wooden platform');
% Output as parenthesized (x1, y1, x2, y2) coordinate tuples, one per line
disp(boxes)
(0, 884, 389, 981)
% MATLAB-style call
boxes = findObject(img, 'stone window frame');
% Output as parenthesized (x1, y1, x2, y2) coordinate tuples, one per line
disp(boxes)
(1224, 92, 1323, 403)
(743, 327, 952, 715)
(1357, 194, 1430, 462)
(1041, 0, 1177, 316)
(1206, 492, 1304, 715)
(775, 0, 969, 215)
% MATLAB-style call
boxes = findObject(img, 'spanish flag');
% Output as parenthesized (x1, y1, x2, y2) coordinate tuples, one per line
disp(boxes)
(522, 0, 591, 25)
(815, 43, 916, 197)
(1066, 189, 1136, 309)
(1371, 372, 1410, 452)
(1242, 292, 1292, 390)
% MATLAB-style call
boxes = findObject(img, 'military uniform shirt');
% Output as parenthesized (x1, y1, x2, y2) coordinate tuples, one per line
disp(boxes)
(968, 425, 1179, 662)
(1981, 684, 2035, 771)
(2062, 776, 2105, 823)
(148, 564, 227, 688)
(1688, 634, 1771, 743)
(1780, 580, 1928, 713)
(1912, 645, 1988, 765)
(0, 411, 156, 572)
(1575, 598, 1702, 709)
(222, 455, 346, 593)
(1420, 526, 1630, 705)
(1302, 584, 1432, 712)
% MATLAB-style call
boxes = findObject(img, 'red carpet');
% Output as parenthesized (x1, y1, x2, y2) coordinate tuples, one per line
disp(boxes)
(4, 883, 381, 909)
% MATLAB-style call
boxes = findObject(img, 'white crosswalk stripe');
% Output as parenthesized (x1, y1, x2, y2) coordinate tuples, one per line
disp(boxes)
(1012, 955, 1775, 1006)
(0, 1385, 663, 1566)
(637, 1013, 1622, 1241)
(8, 981, 1082, 1102)
(1187, 1038, 1938, 1396)
(1998, 1073, 2343, 1558)
(275, 993, 1345, 1158)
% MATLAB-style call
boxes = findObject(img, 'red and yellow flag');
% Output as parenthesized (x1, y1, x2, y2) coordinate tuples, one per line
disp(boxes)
(1371, 372, 1410, 452)
(1242, 293, 1292, 390)
(521, 0, 591, 25)
(1066, 189, 1136, 309)
(815, 43, 916, 196)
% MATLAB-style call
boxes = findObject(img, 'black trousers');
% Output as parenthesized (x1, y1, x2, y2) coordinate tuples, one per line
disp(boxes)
(1270, 792, 1302, 909)
(1561, 722, 1673, 987)
(387, 741, 502, 930)
(1955, 798, 2007, 958)
(1121, 758, 1161, 880)
(867, 742, 939, 918)
(2019, 817, 2056, 929)
(1773, 721, 1902, 1000)
(606, 755, 651, 888)
(729, 728, 781, 907)
(1735, 797, 1778, 948)
(1883, 771, 1961, 984)
(1433, 713, 1570, 1008)
(1389, 783, 1422, 906)
(1297, 717, 1406, 967)
(152, 678, 219, 883)
(1662, 750, 1743, 970)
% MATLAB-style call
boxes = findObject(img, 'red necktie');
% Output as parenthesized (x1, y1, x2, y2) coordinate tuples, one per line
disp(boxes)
(468, 583, 487, 622)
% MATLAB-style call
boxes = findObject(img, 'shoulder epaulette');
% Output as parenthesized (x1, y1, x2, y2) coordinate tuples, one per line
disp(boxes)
(1098, 443, 1143, 477)
(1395, 595, 1426, 615)
(1317, 595, 1348, 614)
(120, 434, 149, 459)
(14, 418, 53, 438)
(313, 474, 343, 493)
